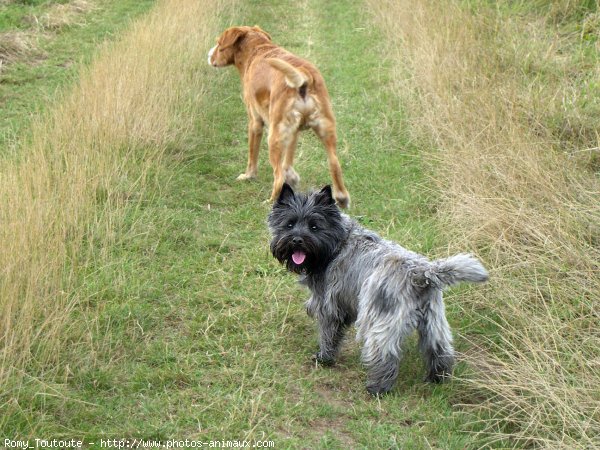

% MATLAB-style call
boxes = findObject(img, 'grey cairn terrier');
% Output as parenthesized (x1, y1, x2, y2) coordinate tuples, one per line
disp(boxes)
(268, 184, 489, 395)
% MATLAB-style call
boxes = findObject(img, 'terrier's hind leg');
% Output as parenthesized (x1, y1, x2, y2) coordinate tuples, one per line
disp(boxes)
(418, 293, 455, 383)
(361, 341, 401, 396)
(357, 273, 415, 395)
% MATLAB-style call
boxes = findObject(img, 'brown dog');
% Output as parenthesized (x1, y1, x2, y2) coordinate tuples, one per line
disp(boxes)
(208, 26, 350, 208)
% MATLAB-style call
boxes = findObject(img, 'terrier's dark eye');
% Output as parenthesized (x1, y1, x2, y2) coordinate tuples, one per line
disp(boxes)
(310, 225, 318, 231)
(287, 221, 295, 229)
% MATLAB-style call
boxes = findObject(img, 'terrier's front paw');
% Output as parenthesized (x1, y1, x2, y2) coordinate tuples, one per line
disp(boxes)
(312, 352, 335, 367)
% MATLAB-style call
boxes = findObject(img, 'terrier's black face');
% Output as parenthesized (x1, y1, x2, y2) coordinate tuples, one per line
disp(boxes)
(268, 184, 347, 274)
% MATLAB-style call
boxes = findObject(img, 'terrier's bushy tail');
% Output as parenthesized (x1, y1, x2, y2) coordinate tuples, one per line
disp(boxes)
(426, 254, 488, 289)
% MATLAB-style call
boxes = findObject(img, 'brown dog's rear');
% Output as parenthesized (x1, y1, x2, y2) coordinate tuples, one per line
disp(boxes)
(208, 26, 350, 208)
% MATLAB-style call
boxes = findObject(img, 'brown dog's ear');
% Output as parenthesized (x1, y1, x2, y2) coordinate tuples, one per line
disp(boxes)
(219, 27, 246, 50)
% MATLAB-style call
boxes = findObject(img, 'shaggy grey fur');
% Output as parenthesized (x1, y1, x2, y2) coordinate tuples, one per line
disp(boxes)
(268, 184, 488, 395)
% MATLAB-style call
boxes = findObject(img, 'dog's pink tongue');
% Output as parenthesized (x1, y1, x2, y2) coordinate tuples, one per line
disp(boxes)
(292, 251, 306, 265)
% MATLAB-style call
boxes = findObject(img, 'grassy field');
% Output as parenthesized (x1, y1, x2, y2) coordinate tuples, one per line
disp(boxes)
(0, 0, 155, 149)
(370, 0, 600, 447)
(1, 0, 598, 448)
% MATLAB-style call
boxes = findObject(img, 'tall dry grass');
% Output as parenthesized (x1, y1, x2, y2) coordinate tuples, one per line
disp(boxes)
(0, 31, 39, 67)
(369, 0, 599, 447)
(28, 0, 96, 32)
(0, 0, 233, 414)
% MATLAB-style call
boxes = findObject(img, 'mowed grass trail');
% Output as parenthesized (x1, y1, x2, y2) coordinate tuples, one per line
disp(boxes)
(75, 0, 468, 446)
(3, 0, 486, 447)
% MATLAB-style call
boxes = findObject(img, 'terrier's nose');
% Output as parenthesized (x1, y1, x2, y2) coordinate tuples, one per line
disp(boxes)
(292, 237, 304, 246)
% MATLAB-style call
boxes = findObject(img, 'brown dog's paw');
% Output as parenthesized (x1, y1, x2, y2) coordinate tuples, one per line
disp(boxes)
(236, 173, 256, 181)
(284, 167, 300, 189)
(335, 192, 350, 209)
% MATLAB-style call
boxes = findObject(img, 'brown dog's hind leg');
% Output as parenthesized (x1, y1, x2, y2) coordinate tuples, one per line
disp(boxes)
(267, 128, 286, 203)
(314, 120, 350, 208)
(283, 132, 300, 189)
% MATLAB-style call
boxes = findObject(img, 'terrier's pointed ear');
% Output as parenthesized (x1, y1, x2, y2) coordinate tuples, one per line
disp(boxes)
(314, 185, 335, 206)
(276, 183, 295, 204)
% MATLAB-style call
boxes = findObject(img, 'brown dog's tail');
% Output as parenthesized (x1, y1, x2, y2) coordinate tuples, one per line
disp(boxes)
(266, 58, 312, 91)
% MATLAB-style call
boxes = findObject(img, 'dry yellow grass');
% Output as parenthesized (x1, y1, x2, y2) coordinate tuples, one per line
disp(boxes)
(0, 0, 233, 406)
(25, 0, 96, 32)
(0, 31, 38, 67)
(369, 0, 599, 446)
(1, 1, 95, 72)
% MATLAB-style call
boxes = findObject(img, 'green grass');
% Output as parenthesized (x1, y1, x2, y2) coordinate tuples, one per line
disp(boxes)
(3, 0, 489, 447)
(0, 0, 155, 151)
(370, 0, 600, 446)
